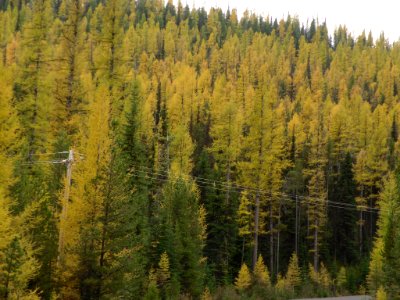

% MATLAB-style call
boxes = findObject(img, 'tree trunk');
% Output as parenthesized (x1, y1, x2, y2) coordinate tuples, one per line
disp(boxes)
(276, 203, 281, 275)
(295, 194, 299, 255)
(252, 191, 260, 271)
(314, 217, 319, 272)
(270, 205, 274, 277)
(359, 210, 363, 254)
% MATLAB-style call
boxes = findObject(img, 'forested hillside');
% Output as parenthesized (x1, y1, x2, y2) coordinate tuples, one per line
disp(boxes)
(1, 0, 400, 299)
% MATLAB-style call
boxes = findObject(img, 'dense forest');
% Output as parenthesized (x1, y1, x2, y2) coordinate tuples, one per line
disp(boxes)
(1, 0, 400, 299)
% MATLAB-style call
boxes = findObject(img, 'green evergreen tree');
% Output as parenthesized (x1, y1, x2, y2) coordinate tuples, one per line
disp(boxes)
(158, 179, 205, 297)
(328, 153, 358, 264)
(118, 79, 151, 296)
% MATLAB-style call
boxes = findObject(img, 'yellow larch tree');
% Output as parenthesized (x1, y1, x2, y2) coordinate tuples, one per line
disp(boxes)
(285, 253, 301, 289)
(239, 77, 289, 275)
(376, 286, 388, 300)
(237, 191, 254, 242)
(59, 83, 112, 298)
(0, 65, 39, 299)
(235, 263, 251, 291)
(53, 0, 87, 144)
(16, 0, 55, 156)
(210, 75, 242, 204)
(157, 251, 171, 286)
(253, 255, 271, 286)
(336, 266, 347, 292)
(303, 65, 329, 272)
(167, 63, 196, 175)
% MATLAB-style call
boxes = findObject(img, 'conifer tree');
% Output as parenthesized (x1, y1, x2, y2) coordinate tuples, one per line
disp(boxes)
(60, 83, 103, 293)
(237, 191, 253, 240)
(93, 0, 128, 125)
(15, 0, 54, 156)
(319, 263, 331, 290)
(379, 174, 400, 297)
(158, 179, 205, 297)
(376, 286, 388, 300)
(253, 255, 270, 286)
(305, 90, 328, 272)
(3, 1, 400, 297)
(144, 268, 160, 300)
(157, 252, 171, 287)
(201, 287, 212, 300)
(0, 208, 39, 299)
(0, 65, 18, 194)
(275, 273, 286, 292)
(118, 79, 152, 295)
(209, 75, 242, 281)
(367, 238, 384, 294)
(11, 2, 60, 295)
(58, 83, 121, 298)
(336, 267, 347, 292)
(239, 82, 288, 275)
(53, 0, 86, 143)
(285, 253, 301, 289)
(329, 153, 358, 264)
(235, 263, 251, 291)
(0, 65, 39, 299)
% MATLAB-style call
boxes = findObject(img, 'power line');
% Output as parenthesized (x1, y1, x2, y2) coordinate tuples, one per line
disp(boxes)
(130, 164, 374, 210)
(20, 151, 85, 165)
(128, 163, 380, 213)
(129, 167, 381, 214)
(17, 153, 382, 214)
(130, 169, 374, 214)
(29, 151, 70, 156)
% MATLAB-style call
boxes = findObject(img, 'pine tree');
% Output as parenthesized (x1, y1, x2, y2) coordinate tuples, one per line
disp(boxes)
(209, 75, 242, 280)
(235, 263, 251, 291)
(319, 263, 331, 290)
(237, 191, 253, 239)
(285, 253, 301, 289)
(201, 287, 212, 300)
(336, 267, 347, 292)
(253, 255, 270, 286)
(158, 179, 205, 297)
(354, 149, 371, 254)
(305, 90, 328, 272)
(93, 0, 128, 126)
(0, 65, 39, 299)
(158, 252, 171, 286)
(379, 174, 400, 297)
(118, 79, 152, 295)
(53, 0, 86, 143)
(329, 153, 358, 264)
(367, 238, 384, 294)
(275, 273, 286, 292)
(239, 82, 289, 275)
(144, 268, 160, 300)
(376, 286, 388, 300)
(59, 83, 113, 298)
(15, 0, 54, 156)
(0, 211, 39, 299)
(0, 65, 18, 195)
(4, 2, 400, 298)
(11, 2, 59, 295)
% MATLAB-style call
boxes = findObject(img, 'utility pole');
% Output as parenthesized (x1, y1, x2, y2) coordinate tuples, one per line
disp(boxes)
(57, 149, 74, 265)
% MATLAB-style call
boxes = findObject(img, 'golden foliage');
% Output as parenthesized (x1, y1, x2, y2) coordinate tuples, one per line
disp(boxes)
(235, 263, 251, 291)
(254, 255, 271, 286)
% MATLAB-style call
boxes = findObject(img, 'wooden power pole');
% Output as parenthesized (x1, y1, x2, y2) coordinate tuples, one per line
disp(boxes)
(57, 149, 74, 264)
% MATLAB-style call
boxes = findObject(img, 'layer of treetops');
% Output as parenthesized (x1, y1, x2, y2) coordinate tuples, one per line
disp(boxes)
(1, 0, 400, 299)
